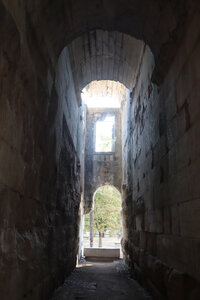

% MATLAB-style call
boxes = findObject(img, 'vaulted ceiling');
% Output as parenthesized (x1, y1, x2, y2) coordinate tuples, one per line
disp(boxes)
(0, 0, 191, 85)
(68, 30, 144, 102)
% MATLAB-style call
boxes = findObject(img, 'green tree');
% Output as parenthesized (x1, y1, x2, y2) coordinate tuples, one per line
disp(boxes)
(84, 213, 90, 232)
(94, 186, 121, 247)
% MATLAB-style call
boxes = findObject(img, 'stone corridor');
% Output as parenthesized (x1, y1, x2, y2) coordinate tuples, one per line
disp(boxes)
(1, 0, 200, 299)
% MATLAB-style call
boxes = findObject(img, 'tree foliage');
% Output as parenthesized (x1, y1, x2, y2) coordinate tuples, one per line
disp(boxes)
(94, 185, 121, 235)
(84, 186, 121, 247)
(84, 213, 90, 233)
(96, 133, 112, 152)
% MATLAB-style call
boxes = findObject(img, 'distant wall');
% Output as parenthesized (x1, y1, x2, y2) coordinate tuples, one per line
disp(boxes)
(84, 107, 122, 213)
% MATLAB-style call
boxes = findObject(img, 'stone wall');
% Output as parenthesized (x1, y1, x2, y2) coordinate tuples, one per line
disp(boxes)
(84, 108, 122, 213)
(122, 8, 200, 299)
(1, 0, 200, 299)
(0, 16, 83, 298)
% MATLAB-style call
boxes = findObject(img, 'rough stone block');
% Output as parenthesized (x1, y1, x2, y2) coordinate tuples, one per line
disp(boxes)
(179, 199, 200, 238)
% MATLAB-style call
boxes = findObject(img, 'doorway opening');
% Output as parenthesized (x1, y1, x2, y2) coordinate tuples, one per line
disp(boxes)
(84, 185, 121, 248)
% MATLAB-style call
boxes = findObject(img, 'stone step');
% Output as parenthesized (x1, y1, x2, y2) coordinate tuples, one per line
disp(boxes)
(84, 247, 120, 261)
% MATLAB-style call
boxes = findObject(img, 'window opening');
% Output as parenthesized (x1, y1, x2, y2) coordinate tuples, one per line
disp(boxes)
(95, 116, 115, 152)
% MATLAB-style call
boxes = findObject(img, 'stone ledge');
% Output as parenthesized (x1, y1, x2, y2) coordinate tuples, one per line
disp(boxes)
(84, 247, 120, 259)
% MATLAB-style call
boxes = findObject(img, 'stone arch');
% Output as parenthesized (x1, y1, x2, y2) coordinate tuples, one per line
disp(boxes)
(84, 181, 122, 214)
(1, 0, 189, 84)
(94, 182, 121, 199)
(83, 184, 122, 250)
(21, 0, 189, 84)
(84, 183, 121, 214)
(68, 30, 145, 104)
(93, 183, 121, 199)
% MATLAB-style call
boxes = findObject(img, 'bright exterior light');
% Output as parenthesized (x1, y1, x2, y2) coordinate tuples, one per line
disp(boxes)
(82, 93, 121, 108)
(81, 80, 126, 108)
(95, 116, 115, 152)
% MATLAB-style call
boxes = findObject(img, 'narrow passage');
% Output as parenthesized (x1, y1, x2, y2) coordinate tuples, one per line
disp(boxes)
(52, 260, 152, 300)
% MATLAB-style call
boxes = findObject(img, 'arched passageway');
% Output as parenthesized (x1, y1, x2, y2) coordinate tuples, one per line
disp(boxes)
(83, 80, 126, 213)
(9, 0, 190, 83)
(68, 30, 145, 104)
(83, 185, 121, 249)
(0, 1, 200, 300)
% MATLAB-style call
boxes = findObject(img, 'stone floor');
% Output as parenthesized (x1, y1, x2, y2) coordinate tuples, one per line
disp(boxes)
(51, 260, 153, 300)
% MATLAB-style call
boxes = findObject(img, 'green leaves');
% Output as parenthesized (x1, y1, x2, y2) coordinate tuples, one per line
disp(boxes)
(84, 185, 121, 247)
(96, 133, 113, 152)
(93, 186, 121, 236)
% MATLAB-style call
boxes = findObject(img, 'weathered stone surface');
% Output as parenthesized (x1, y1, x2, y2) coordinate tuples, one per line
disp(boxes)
(0, 0, 200, 299)
(122, 6, 200, 299)
(84, 107, 122, 213)
(68, 31, 144, 103)
(0, 16, 83, 298)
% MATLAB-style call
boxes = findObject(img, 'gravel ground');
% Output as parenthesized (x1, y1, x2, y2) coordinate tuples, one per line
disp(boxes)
(51, 259, 153, 300)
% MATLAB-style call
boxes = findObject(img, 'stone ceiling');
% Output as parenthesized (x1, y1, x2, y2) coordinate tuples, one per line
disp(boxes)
(0, 0, 191, 86)
(68, 30, 144, 103)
